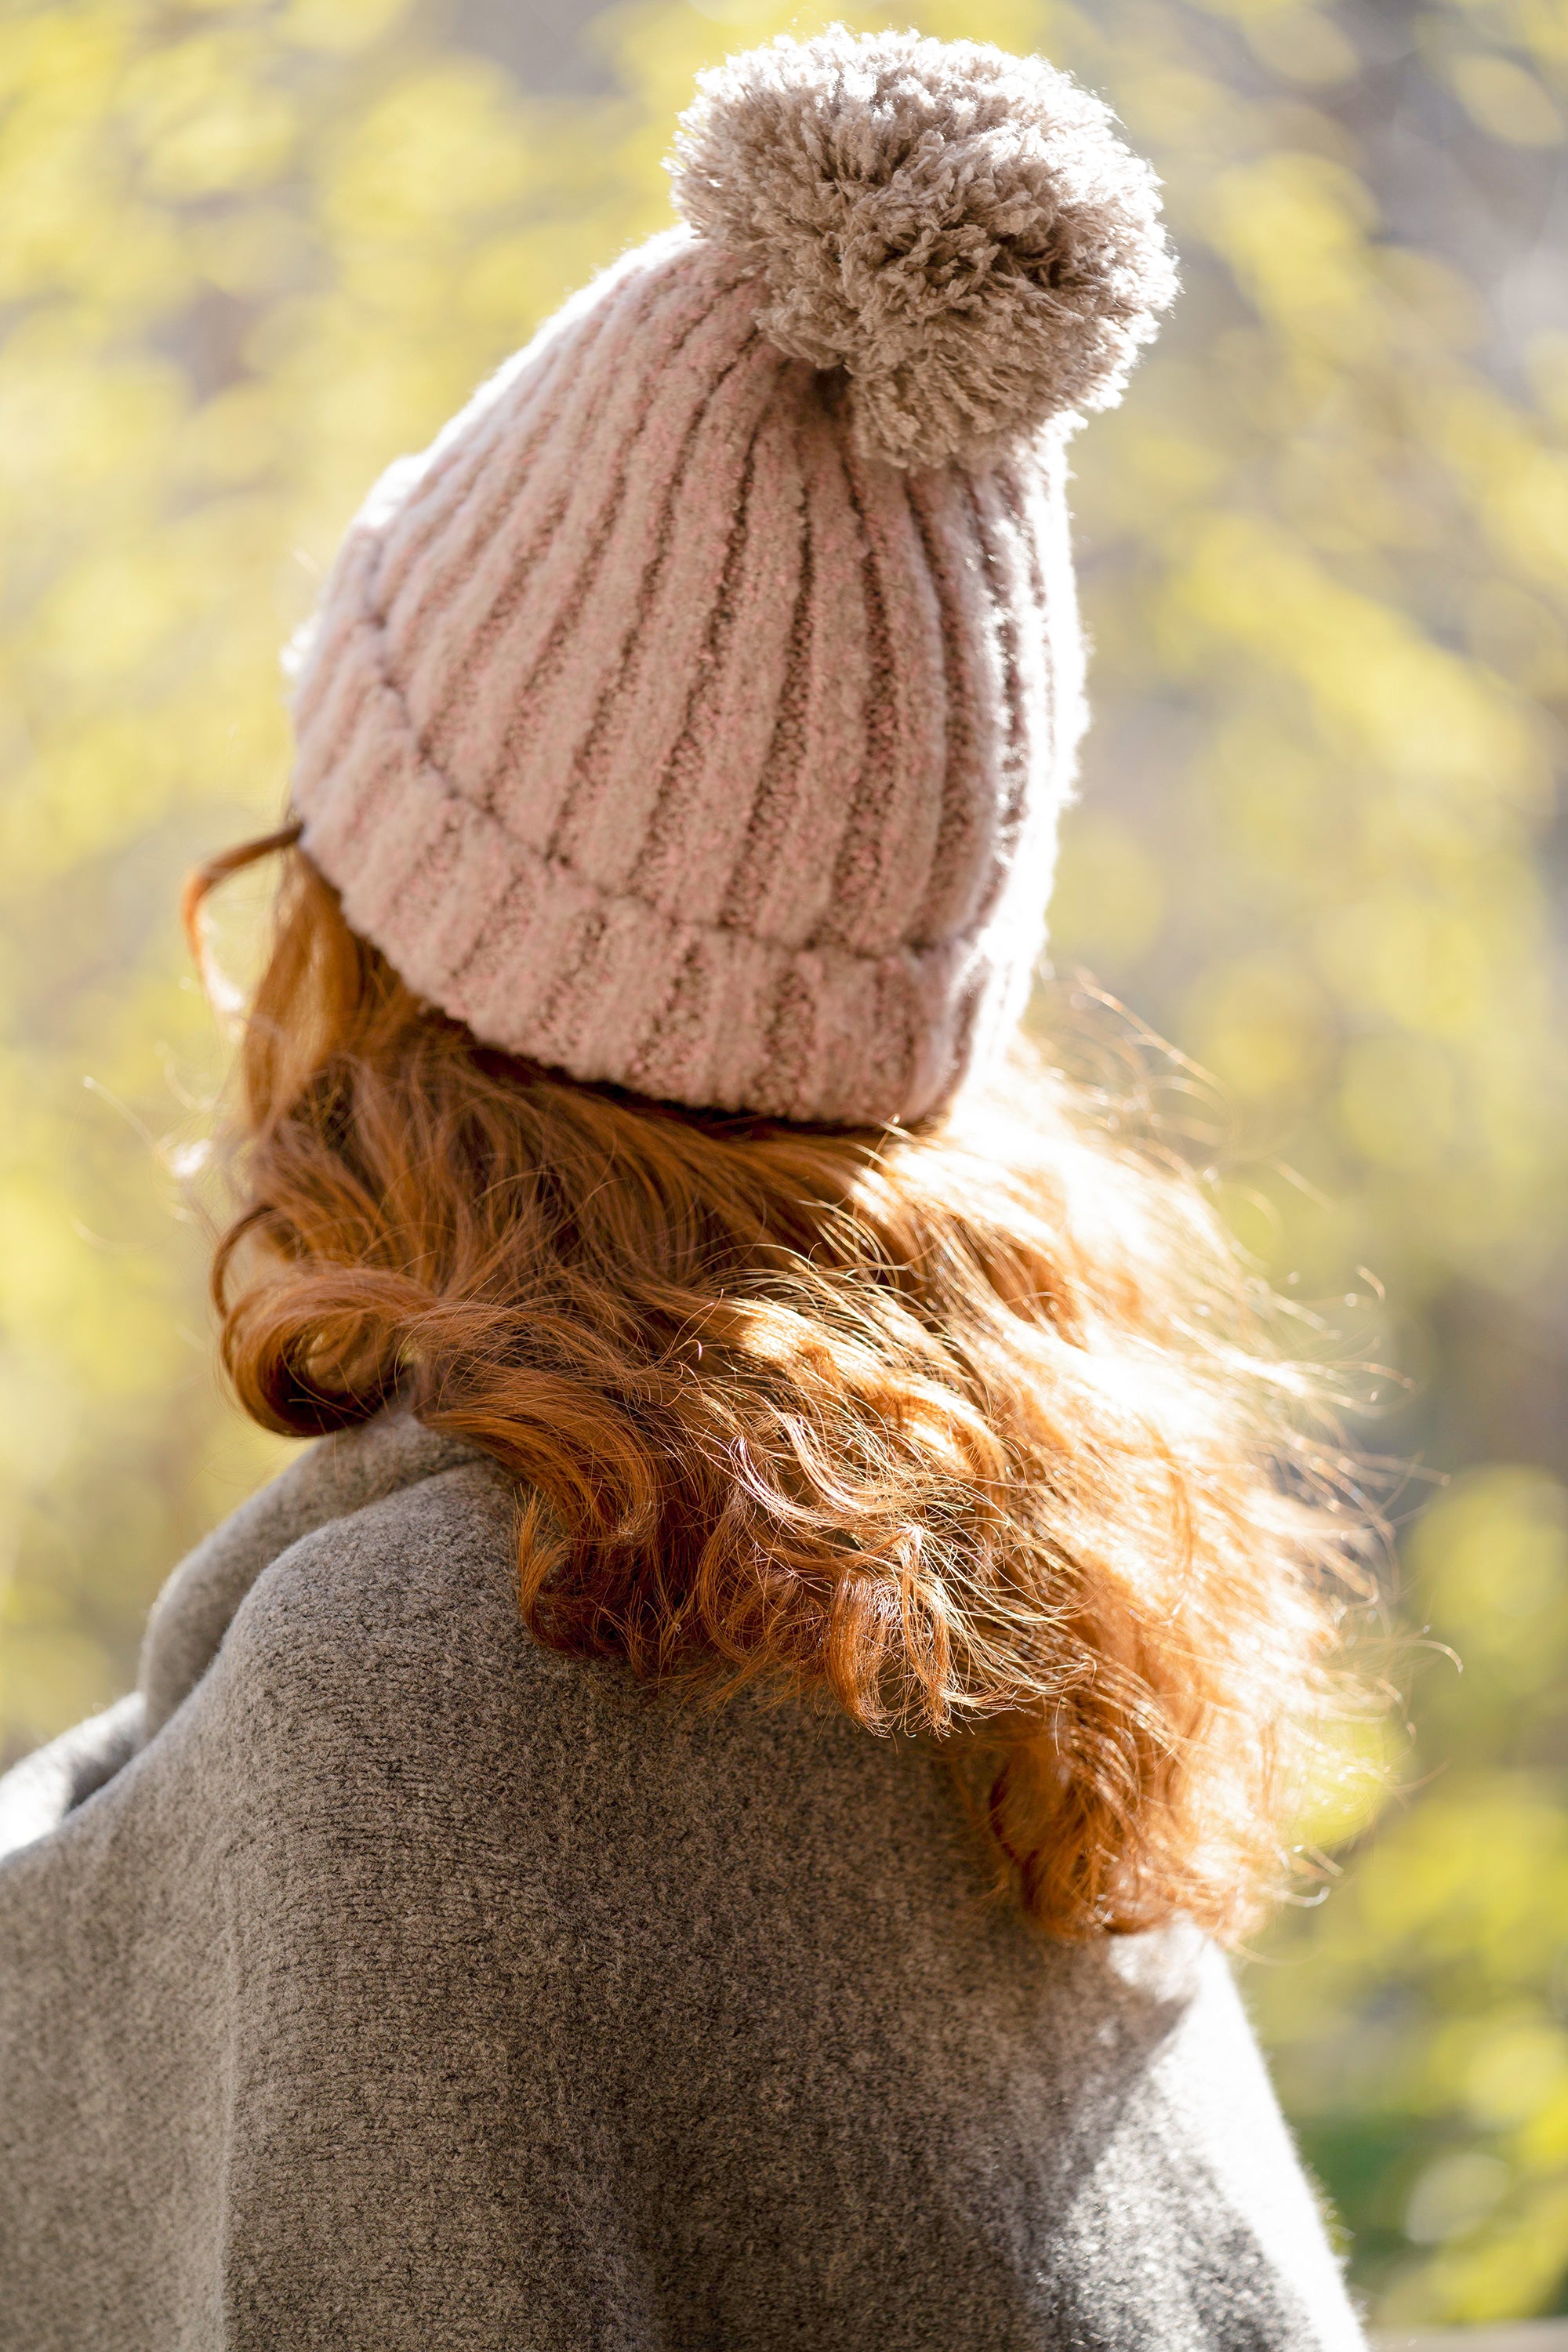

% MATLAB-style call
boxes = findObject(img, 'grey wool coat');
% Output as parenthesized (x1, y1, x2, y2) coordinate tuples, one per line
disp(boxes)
(0, 1411, 1366, 2350)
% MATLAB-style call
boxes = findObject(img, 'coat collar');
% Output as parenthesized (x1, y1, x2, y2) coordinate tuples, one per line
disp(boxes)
(137, 1410, 476, 1741)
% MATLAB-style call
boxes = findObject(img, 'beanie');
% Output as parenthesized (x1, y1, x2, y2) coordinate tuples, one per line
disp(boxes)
(289, 28, 1174, 1126)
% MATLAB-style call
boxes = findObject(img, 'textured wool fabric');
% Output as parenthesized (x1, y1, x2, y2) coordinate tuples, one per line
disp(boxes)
(289, 30, 1175, 1126)
(0, 1414, 1366, 2350)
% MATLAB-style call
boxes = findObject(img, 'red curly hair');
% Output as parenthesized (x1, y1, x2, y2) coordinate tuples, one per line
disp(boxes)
(191, 827, 1363, 1943)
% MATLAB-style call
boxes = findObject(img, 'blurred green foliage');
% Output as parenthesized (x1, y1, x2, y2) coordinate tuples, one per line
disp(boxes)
(2, 0, 1566, 2320)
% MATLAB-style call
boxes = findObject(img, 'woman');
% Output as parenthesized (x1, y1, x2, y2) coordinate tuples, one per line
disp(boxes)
(0, 30, 1367, 2349)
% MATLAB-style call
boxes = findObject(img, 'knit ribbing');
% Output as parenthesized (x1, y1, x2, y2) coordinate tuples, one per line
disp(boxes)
(289, 25, 1171, 1124)
(292, 232, 1076, 1124)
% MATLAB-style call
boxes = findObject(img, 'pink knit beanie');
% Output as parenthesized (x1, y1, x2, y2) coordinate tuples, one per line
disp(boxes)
(289, 29, 1174, 1125)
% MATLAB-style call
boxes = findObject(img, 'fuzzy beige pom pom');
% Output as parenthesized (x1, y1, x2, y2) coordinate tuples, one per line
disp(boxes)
(669, 26, 1177, 471)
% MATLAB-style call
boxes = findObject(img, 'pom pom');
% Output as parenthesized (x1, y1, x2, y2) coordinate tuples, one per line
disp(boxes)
(669, 27, 1177, 471)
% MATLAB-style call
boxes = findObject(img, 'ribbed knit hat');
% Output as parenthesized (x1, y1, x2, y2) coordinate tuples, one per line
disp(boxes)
(289, 28, 1174, 1125)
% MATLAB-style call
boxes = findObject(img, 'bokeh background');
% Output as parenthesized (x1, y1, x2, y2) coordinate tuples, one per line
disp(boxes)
(3, 0, 1567, 2322)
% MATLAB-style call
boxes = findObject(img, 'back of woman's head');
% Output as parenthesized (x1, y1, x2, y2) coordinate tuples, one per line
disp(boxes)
(199, 836, 1360, 1947)
(201, 28, 1370, 1947)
